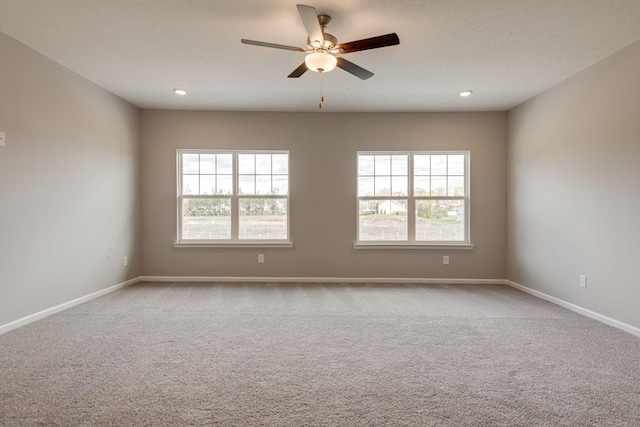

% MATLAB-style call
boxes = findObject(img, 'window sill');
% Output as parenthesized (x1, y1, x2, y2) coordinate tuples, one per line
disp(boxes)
(173, 242, 294, 248)
(353, 242, 474, 250)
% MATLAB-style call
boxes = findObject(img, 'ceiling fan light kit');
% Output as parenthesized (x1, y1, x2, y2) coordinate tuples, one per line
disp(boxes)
(305, 51, 337, 73)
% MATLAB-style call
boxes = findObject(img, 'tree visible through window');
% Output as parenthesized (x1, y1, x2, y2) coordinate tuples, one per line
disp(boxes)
(357, 151, 469, 244)
(177, 150, 289, 243)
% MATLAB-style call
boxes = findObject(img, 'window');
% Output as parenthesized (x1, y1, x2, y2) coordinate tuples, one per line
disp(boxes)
(357, 151, 470, 247)
(176, 150, 290, 246)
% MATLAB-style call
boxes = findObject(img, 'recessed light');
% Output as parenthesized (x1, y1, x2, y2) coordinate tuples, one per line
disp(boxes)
(173, 88, 187, 95)
(459, 90, 473, 97)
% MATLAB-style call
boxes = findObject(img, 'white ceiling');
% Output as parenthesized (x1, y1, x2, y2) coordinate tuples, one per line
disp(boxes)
(1, 0, 640, 112)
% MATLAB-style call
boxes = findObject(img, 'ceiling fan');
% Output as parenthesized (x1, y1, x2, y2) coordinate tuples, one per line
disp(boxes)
(241, 4, 400, 80)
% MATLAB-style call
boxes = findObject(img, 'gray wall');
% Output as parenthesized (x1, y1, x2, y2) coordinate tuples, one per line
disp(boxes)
(507, 40, 640, 328)
(141, 111, 507, 279)
(0, 32, 141, 325)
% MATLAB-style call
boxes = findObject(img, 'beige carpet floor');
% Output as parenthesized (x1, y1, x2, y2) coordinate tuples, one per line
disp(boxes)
(1, 282, 639, 426)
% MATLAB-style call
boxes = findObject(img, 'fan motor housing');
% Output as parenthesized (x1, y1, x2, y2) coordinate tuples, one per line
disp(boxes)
(322, 33, 338, 48)
(306, 32, 337, 49)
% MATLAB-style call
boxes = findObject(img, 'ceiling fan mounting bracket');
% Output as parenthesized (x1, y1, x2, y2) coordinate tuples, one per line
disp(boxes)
(317, 14, 331, 29)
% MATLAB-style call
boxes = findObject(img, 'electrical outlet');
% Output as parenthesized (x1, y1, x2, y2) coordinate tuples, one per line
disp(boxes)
(0, 132, 5, 146)
(124, 256, 128, 266)
(258, 254, 264, 263)
(443, 256, 449, 265)
(579, 274, 587, 288)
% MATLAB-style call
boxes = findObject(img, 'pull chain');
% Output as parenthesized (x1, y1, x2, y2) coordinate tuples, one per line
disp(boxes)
(319, 72, 324, 109)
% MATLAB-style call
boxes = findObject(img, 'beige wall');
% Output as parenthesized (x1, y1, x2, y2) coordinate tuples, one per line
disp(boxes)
(507, 41, 640, 328)
(0, 32, 141, 325)
(141, 111, 507, 279)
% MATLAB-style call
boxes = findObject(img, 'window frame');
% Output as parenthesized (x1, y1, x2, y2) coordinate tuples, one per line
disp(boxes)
(355, 151, 473, 249)
(174, 149, 292, 248)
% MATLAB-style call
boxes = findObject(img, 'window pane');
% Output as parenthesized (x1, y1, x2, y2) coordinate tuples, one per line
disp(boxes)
(375, 176, 391, 196)
(414, 155, 430, 175)
(431, 176, 447, 196)
(448, 155, 465, 175)
(272, 154, 288, 174)
(217, 154, 233, 174)
(414, 176, 430, 196)
(182, 175, 199, 195)
(237, 153, 289, 196)
(392, 155, 408, 175)
(256, 154, 272, 174)
(272, 176, 288, 195)
(182, 154, 199, 174)
(416, 200, 464, 241)
(358, 200, 408, 241)
(255, 175, 271, 195)
(200, 175, 215, 195)
(217, 175, 233, 195)
(182, 198, 231, 239)
(238, 154, 255, 174)
(392, 176, 408, 196)
(359, 155, 374, 175)
(238, 175, 255, 195)
(448, 176, 465, 196)
(432, 155, 447, 175)
(239, 198, 287, 240)
(200, 154, 216, 174)
(375, 155, 391, 175)
(359, 177, 374, 197)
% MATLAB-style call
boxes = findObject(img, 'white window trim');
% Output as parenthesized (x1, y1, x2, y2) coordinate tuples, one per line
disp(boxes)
(355, 150, 472, 249)
(173, 242, 294, 248)
(175, 149, 291, 247)
(353, 243, 474, 250)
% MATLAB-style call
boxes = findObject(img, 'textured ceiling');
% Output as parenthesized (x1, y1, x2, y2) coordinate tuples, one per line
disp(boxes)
(1, 0, 640, 112)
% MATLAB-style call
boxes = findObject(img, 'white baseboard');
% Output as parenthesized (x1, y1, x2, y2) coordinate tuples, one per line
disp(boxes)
(138, 276, 504, 285)
(4, 276, 637, 339)
(506, 280, 640, 338)
(0, 277, 140, 335)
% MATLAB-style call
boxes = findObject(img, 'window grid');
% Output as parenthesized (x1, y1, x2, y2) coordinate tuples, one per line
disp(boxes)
(181, 153, 234, 196)
(358, 154, 409, 197)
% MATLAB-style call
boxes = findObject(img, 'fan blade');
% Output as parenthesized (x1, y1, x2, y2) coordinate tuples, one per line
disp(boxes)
(241, 39, 305, 52)
(288, 62, 309, 78)
(334, 33, 400, 54)
(297, 4, 324, 45)
(336, 57, 374, 80)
